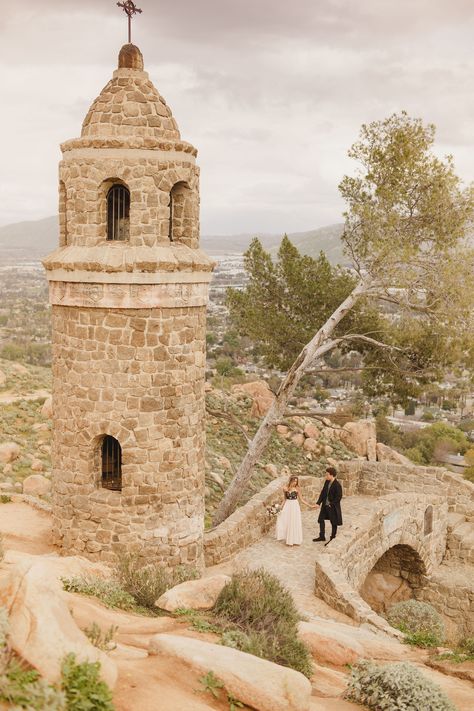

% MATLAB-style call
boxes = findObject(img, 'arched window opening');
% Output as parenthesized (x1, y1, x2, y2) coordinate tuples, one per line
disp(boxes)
(101, 435, 122, 491)
(168, 181, 190, 243)
(59, 181, 67, 246)
(107, 184, 130, 241)
(424, 505, 433, 535)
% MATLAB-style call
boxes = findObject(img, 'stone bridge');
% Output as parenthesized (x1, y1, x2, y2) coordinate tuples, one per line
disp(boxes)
(205, 461, 474, 640)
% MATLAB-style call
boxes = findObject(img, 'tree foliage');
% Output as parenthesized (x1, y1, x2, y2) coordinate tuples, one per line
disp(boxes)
(227, 238, 379, 370)
(215, 112, 474, 525)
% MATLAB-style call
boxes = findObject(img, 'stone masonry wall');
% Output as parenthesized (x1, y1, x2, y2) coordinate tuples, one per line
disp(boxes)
(417, 573, 474, 642)
(51, 303, 206, 567)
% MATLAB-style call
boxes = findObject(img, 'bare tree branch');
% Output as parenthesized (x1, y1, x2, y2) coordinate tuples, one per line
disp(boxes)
(338, 334, 405, 352)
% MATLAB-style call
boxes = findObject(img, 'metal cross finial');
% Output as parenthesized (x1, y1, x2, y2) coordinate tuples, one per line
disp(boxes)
(117, 1, 142, 44)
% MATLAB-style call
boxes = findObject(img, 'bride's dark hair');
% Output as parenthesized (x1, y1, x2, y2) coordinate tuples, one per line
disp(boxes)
(287, 475, 299, 488)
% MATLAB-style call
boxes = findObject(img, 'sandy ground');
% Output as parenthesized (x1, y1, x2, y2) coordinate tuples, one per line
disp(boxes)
(0, 501, 54, 555)
(1, 501, 473, 711)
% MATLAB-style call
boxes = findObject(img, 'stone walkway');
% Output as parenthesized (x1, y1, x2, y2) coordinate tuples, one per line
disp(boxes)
(223, 496, 373, 623)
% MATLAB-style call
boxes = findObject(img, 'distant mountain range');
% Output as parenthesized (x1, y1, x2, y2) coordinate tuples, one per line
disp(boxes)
(0, 215, 346, 264)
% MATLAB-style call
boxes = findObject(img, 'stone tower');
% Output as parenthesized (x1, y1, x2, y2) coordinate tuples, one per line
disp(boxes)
(43, 44, 214, 567)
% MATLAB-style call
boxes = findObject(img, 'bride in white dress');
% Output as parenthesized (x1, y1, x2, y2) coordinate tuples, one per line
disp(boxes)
(276, 475, 313, 546)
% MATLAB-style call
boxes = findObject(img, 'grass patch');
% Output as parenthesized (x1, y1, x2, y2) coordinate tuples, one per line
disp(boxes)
(403, 630, 442, 648)
(197, 671, 245, 710)
(61, 576, 136, 611)
(0, 495, 12, 504)
(115, 554, 198, 611)
(434, 637, 474, 664)
(62, 557, 199, 616)
(174, 608, 222, 635)
(83, 622, 118, 652)
(213, 568, 313, 678)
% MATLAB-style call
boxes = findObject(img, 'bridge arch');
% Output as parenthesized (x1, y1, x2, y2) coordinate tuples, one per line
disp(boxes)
(314, 494, 447, 633)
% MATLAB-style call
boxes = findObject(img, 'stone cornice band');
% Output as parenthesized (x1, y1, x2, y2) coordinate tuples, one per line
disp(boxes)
(48, 278, 210, 308)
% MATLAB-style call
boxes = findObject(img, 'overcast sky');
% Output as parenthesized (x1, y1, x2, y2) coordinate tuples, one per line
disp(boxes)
(0, 0, 473, 234)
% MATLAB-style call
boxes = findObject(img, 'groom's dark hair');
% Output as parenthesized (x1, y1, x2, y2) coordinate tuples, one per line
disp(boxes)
(326, 466, 337, 477)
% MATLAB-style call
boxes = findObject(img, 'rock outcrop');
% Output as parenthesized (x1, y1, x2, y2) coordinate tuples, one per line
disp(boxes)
(22, 474, 51, 496)
(231, 381, 275, 417)
(148, 634, 312, 711)
(0, 551, 117, 687)
(40, 396, 53, 418)
(340, 420, 377, 459)
(0, 442, 20, 464)
(155, 574, 230, 612)
(376, 442, 414, 466)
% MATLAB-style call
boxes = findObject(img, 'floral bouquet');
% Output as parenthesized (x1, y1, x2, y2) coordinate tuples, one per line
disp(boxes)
(266, 502, 282, 518)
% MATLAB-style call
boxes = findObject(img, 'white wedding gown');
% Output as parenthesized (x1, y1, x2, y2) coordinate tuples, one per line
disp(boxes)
(276, 492, 303, 546)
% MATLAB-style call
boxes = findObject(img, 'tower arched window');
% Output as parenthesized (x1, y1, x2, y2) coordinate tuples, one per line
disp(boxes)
(107, 184, 130, 241)
(168, 181, 190, 242)
(101, 435, 122, 491)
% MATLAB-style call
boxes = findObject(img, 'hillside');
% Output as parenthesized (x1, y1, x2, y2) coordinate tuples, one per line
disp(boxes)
(0, 214, 346, 263)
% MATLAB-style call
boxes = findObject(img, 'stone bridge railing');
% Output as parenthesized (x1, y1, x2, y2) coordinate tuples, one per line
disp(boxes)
(337, 460, 474, 521)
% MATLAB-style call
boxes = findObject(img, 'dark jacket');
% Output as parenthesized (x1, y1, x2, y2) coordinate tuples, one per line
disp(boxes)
(317, 479, 343, 526)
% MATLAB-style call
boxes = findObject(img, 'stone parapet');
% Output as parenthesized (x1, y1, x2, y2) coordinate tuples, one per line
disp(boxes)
(354, 461, 474, 521)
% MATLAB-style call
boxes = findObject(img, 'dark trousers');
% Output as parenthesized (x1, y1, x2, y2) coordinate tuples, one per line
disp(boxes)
(319, 506, 337, 539)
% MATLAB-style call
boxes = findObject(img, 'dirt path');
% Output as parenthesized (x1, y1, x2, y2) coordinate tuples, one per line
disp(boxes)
(0, 501, 55, 555)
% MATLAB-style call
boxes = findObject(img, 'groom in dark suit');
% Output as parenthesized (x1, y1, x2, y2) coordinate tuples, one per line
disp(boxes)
(312, 466, 343, 546)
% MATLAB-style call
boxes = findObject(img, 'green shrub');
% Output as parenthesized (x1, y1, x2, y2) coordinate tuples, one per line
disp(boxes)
(214, 568, 312, 678)
(214, 568, 300, 630)
(116, 554, 198, 611)
(463, 466, 474, 483)
(346, 660, 456, 710)
(0, 495, 11, 504)
(61, 653, 115, 711)
(0, 659, 65, 710)
(61, 576, 135, 611)
(387, 600, 445, 646)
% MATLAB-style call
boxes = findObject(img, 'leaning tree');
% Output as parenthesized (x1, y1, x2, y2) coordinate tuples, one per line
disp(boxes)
(213, 112, 474, 526)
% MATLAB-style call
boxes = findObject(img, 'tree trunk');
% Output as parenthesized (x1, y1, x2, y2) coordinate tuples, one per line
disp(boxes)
(213, 278, 370, 526)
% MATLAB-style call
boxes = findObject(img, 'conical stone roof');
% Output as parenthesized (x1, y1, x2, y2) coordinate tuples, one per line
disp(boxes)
(81, 44, 180, 141)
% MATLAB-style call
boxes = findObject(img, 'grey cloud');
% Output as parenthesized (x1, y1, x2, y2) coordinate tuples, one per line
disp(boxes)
(0, 0, 472, 233)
